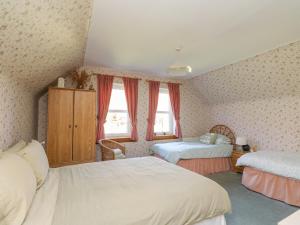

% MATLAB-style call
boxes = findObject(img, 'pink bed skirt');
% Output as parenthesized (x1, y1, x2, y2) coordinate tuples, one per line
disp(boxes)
(154, 154, 232, 175)
(242, 167, 300, 207)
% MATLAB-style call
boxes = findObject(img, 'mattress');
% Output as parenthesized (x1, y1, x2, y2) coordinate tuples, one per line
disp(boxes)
(150, 141, 233, 163)
(23, 157, 231, 225)
(237, 151, 300, 180)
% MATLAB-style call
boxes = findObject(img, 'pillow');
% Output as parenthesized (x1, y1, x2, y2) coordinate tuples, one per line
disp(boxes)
(199, 133, 217, 144)
(0, 153, 37, 225)
(112, 148, 126, 159)
(18, 140, 49, 189)
(5, 140, 27, 153)
(215, 134, 232, 145)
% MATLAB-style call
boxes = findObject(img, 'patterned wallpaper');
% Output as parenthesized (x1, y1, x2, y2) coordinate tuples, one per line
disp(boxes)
(37, 66, 211, 157)
(0, 76, 35, 149)
(0, 0, 93, 90)
(0, 0, 93, 149)
(192, 41, 300, 152)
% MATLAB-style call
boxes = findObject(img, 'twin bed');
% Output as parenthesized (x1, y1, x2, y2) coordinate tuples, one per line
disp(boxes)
(150, 125, 235, 175)
(237, 151, 300, 207)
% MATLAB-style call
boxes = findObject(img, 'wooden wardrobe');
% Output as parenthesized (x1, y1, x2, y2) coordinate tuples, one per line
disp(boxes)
(47, 87, 96, 167)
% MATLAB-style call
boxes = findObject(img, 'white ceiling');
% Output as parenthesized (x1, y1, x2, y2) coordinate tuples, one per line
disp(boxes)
(84, 0, 300, 78)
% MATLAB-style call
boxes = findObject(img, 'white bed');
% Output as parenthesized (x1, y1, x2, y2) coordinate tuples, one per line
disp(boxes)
(23, 157, 230, 225)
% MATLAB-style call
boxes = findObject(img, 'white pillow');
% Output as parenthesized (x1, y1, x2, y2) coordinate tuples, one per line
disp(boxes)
(5, 140, 27, 153)
(0, 153, 37, 225)
(18, 140, 49, 189)
(215, 134, 232, 145)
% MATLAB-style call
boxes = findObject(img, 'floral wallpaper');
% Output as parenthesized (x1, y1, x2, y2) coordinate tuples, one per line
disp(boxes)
(37, 66, 211, 157)
(192, 41, 300, 152)
(0, 76, 35, 149)
(0, 0, 93, 90)
(0, 0, 93, 148)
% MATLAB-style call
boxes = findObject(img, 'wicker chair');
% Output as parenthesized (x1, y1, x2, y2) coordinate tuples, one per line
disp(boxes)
(99, 139, 126, 161)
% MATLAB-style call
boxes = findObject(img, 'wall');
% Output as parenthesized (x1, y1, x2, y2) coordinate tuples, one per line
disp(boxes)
(0, 76, 35, 149)
(0, 0, 93, 148)
(0, 0, 93, 91)
(192, 41, 300, 152)
(37, 66, 211, 157)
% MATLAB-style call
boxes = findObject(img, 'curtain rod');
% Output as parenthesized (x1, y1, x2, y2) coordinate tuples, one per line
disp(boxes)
(92, 73, 142, 80)
(145, 80, 182, 85)
(92, 73, 182, 85)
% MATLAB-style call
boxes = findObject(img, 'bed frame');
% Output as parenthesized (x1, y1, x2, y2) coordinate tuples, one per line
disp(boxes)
(209, 124, 236, 146)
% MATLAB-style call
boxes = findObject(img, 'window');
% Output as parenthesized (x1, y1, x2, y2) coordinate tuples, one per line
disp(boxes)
(104, 83, 130, 137)
(154, 88, 174, 135)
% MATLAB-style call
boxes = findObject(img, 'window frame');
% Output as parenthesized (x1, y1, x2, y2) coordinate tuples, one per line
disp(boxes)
(104, 82, 131, 138)
(154, 87, 175, 136)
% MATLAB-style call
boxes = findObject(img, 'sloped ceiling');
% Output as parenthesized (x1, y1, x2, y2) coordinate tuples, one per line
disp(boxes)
(85, 0, 300, 78)
(0, 0, 93, 91)
(191, 41, 300, 104)
(1, 0, 300, 92)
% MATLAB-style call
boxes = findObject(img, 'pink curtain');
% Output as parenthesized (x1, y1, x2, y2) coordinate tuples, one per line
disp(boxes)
(146, 81, 160, 141)
(168, 83, 182, 138)
(96, 75, 114, 140)
(122, 77, 139, 141)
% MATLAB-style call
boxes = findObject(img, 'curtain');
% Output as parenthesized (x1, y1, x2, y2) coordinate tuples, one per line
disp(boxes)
(122, 77, 139, 141)
(146, 81, 160, 141)
(96, 75, 114, 140)
(168, 83, 182, 138)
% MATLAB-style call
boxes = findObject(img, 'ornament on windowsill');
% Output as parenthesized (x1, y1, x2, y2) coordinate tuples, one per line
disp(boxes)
(71, 70, 90, 89)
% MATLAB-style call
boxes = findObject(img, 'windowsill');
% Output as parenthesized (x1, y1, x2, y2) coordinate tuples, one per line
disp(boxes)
(153, 135, 177, 140)
(108, 137, 136, 143)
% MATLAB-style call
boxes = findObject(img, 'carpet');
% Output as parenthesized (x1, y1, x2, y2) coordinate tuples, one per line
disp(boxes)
(207, 172, 298, 225)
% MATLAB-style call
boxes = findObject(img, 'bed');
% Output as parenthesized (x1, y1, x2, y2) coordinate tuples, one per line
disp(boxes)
(237, 151, 300, 207)
(150, 125, 236, 175)
(23, 157, 231, 225)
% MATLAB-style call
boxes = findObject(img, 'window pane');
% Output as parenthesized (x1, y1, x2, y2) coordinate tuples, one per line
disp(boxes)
(109, 88, 127, 110)
(154, 113, 170, 133)
(104, 112, 129, 135)
(157, 92, 170, 112)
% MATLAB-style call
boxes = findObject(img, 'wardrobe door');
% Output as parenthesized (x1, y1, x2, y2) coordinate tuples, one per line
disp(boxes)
(47, 88, 74, 167)
(72, 90, 96, 162)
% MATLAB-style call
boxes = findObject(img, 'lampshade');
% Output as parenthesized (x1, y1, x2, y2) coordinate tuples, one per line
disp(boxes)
(236, 136, 247, 145)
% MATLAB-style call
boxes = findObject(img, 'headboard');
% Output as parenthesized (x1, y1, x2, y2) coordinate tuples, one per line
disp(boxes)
(209, 125, 236, 145)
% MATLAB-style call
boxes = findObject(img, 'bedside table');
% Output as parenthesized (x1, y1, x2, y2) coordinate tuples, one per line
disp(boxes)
(231, 150, 247, 173)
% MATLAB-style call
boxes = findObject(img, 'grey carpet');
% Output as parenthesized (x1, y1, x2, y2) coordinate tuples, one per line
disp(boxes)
(207, 172, 298, 225)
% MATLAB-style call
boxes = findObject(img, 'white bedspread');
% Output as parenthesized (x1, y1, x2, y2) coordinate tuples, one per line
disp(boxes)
(150, 142, 233, 164)
(237, 151, 300, 180)
(24, 157, 231, 225)
(23, 169, 59, 225)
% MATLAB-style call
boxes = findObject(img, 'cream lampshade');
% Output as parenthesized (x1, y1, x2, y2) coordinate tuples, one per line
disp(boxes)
(236, 137, 247, 146)
(236, 136, 250, 151)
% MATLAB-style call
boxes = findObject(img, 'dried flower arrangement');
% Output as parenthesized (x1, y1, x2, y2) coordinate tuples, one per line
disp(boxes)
(71, 70, 91, 89)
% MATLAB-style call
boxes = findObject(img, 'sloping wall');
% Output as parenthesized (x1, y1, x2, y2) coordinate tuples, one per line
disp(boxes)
(0, 0, 93, 148)
(0, 77, 35, 149)
(38, 67, 211, 157)
(192, 41, 300, 152)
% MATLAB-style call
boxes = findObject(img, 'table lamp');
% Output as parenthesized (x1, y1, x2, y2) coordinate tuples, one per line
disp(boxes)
(236, 136, 250, 151)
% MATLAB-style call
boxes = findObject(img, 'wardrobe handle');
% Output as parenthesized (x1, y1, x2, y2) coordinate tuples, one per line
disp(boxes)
(68, 125, 72, 128)
(75, 125, 78, 128)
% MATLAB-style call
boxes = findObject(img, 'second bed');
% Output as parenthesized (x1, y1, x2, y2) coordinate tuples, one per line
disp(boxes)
(150, 125, 236, 175)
